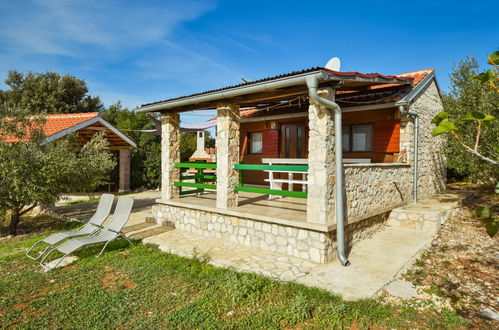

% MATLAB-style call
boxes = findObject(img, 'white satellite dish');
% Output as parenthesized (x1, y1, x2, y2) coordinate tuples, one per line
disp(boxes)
(324, 57, 341, 71)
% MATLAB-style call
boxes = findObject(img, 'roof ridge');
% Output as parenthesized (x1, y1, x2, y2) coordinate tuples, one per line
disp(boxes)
(395, 68, 435, 77)
(41, 112, 99, 118)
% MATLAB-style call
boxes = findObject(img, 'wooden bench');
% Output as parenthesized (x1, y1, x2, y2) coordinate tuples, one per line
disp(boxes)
(262, 158, 308, 199)
(262, 158, 371, 199)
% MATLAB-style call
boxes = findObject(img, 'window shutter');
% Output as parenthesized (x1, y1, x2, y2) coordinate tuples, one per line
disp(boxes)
(374, 121, 400, 153)
(262, 130, 279, 155)
(240, 132, 248, 155)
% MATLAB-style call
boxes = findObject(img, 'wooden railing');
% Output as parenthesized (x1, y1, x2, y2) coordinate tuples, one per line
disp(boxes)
(174, 162, 309, 199)
(234, 164, 309, 198)
(174, 162, 217, 196)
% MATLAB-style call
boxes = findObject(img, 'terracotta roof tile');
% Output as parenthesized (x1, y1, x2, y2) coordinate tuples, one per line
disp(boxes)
(2, 112, 98, 142)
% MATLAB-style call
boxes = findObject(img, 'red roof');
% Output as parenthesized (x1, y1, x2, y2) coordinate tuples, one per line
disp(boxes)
(2, 112, 99, 143)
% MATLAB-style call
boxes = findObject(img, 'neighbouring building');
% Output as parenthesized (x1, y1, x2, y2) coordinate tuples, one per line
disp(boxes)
(2, 112, 137, 192)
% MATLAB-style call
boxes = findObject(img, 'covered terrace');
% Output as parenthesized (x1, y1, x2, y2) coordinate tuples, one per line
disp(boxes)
(136, 61, 423, 264)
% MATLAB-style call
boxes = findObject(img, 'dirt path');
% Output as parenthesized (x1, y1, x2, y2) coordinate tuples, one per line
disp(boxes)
(46, 191, 161, 226)
(402, 185, 498, 328)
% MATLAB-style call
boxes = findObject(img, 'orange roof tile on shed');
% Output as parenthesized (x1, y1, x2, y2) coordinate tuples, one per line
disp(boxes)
(2, 112, 137, 148)
(40, 112, 99, 137)
(3, 112, 99, 143)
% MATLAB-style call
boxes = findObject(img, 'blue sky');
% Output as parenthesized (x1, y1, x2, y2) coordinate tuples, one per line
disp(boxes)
(0, 0, 497, 125)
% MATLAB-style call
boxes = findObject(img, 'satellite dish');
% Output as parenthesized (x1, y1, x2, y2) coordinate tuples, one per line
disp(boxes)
(324, 57, 341, 71)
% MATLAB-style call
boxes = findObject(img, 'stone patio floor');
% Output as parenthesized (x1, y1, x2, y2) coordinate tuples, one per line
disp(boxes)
(142, 192, 465, 300)
(143, 226, 434, 300)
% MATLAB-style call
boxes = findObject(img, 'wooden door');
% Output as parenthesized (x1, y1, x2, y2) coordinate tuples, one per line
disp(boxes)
(279, 123, 307, 191)
(280, 123, 306, 158)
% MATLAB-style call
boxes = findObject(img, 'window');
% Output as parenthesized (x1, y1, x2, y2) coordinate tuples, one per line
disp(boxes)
(249, 132, 263, 154)
(342, 124, 373, 152)
(342, 126, 350, 152)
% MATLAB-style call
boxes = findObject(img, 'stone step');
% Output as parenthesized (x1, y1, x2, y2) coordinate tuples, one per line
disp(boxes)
(386, 208, 445, 232)
(386, 192, 465, 232)
(122, 222, 156, 234)
(129, 225, 174, 240)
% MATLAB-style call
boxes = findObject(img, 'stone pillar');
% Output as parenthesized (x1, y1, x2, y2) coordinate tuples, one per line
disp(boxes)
(216, 103, 240, 209)
(118, 148, 131, 192)
(161, 112, 180, 200)
(306, 88, 335, 223)
(399, 113, 414, 164)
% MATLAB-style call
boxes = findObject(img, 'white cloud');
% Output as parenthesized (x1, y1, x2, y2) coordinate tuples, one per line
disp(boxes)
(0, 0, 251, 109)
(0, 0, 216, 57)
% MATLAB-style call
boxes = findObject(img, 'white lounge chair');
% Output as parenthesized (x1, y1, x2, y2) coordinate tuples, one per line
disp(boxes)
(40, 196, 134, 270)
(26, 194, 115, 260)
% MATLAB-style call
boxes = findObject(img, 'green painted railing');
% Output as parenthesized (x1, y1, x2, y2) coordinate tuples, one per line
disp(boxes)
(234, 163, 308, 198)
(233, 164, 308, 172)
(174, 162, 309, 198)
(174, 162, 217, 195)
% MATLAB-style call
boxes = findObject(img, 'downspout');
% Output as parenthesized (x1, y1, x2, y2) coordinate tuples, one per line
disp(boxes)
(306, 76, 350, 266)
(398, 105, 419, 203)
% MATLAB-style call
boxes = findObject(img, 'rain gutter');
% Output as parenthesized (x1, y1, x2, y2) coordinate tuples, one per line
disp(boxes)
(137, 71, 324, 113)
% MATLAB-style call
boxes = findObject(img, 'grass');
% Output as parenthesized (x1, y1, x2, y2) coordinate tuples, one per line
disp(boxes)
(0, 221, 467, 329)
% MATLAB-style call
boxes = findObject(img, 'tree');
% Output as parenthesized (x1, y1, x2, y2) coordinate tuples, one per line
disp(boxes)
(433, 55, 499, 182)
(0, 71, 103, 114)
(432, 52, 499, 238)
(102, 102, 161, 189)
(0, 104, 115, 235)
(101, 103, 216, 189)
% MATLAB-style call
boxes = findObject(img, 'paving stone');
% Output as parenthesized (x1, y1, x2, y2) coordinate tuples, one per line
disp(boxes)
(43, 256, 79, 272)
(384, 279, 418, 299)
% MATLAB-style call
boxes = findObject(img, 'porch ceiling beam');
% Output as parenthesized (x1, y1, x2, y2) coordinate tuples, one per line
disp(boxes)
(164, 87, 311, 112)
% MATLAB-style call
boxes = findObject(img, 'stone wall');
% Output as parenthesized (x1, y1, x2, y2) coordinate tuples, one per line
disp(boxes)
(153, 201, 389, 264)
(343, 164, 412, 220)
(409, 81, 446, 199)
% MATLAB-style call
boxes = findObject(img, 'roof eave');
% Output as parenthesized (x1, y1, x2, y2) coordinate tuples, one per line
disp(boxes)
(137, 69, 413, 114)
(395, 70, 440, 107)
(43, 117, 137, 148)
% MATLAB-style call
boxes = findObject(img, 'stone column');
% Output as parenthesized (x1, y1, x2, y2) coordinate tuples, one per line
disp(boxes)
(306, 87, 335, 223)
(161, 112, 180, 200)
(216, 103, 240, 209)
(118, 148, 131, 192)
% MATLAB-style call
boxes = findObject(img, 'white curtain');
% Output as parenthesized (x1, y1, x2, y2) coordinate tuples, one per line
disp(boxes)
(352, 125, 373, 151)
(250, 132, 263, 153)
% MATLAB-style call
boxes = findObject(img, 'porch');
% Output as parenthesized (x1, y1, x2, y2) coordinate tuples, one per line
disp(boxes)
(141, 64, 426, 263)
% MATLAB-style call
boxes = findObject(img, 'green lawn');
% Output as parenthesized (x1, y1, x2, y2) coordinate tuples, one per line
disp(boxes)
(0, 221, 466, 329)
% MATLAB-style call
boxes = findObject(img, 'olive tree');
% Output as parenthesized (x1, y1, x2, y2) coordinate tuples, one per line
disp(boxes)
(432, 51, 498, 237)
(433, 54, 498, 181)
(0, 105, 115, 235)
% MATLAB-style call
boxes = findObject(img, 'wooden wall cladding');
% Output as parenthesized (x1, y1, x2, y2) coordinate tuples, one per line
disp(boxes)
(262, 130, 279, 156)
(374, 121, 400, 153)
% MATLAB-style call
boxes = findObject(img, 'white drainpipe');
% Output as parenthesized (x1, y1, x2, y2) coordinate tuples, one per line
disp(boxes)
(306, 76, 350, 266)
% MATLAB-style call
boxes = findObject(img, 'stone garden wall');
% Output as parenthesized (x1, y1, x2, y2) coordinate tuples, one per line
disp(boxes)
(343, 164, 412, 220)
(153, 197, 392, 264)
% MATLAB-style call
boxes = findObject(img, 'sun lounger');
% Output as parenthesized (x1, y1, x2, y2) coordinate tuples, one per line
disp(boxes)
(26, 193, 115, 260)
(40, 196, 134, 270)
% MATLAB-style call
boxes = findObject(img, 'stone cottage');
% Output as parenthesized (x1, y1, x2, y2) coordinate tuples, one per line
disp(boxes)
(137, 59, 446, 264)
